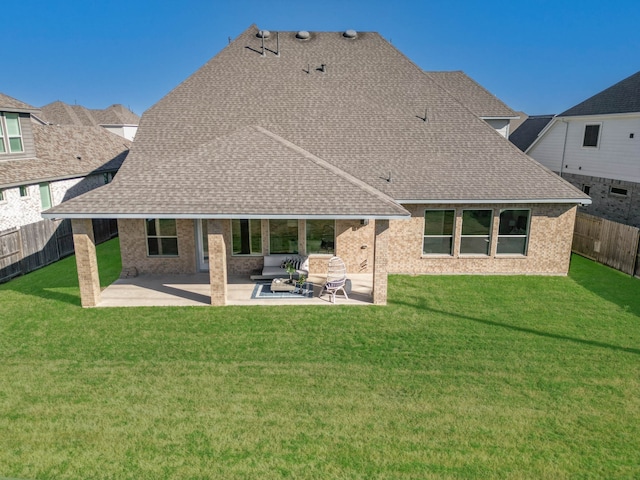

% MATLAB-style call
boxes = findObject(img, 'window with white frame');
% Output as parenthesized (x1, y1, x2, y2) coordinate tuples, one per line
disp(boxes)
(146, 219, 178, 256)
(19, 185, 29, 197)
(232, 219, 262, 255)
(269, 219, 298, 254)
(497, 209, 530, 255)
(423, 209, 455, 255)
(460, 209, 492, 255)
(0, 112, 24, 153)
(583, 124, 600, 147)
(39, 183, 52, 210)
(0, 189, 4, 202)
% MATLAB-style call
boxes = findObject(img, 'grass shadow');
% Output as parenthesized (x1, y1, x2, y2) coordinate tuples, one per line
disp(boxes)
(391, 296, 640, 356)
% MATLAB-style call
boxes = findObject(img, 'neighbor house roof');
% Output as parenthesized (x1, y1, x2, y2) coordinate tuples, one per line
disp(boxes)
(0, 93, 40, 113)
(424, 71, 518, 119)
(509, 114, 555, 152)
(0, 125, 130, 188)
(559, 70, 640, 117)
(44, 26, 588, 219)
(40, 101, 140, 126)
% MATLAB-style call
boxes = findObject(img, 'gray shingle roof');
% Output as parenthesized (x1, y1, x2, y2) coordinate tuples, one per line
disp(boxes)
(424, 71, 517, 118)
(40, 101, 140, 126)
(559, 71, 640, 116)
(509, 114, 555, 152)
(45, 26, 587, 218)
(0, 125, 130, 188)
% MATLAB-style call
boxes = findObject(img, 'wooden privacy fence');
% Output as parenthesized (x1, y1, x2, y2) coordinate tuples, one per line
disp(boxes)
(572, 212, 640, 276)
(0, 218, 117, 283)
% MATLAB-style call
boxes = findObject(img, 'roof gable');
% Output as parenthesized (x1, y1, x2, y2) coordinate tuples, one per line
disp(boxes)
(560, 71, 640, 116)
(0, 92, 39, 113)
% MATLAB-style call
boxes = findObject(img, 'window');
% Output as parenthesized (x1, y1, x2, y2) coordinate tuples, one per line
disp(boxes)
(583, 124, 600, 147)
(269, 219, 298, 254)
(232, 219, 262, 255)
(306, 220, 335, 254)
(610, 186, 628, 196)
(19, 185, 28, 197)
(39, 183, 52, 210)
(0, 113, 24, 153)
(146, 219, 178, 256)
(497, 210, 530, 255)
(0, 189, 4, 202)
(103, 172, 114, 184)
(423, 209, 455, 255)
(582, 185, 591, 195)
(460, 210, 492, 255)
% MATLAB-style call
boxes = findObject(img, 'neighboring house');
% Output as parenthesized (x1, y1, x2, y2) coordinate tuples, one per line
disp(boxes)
(43, 26, 589, 307)
(0, 92, 131, 232)
(509, 114, 555, 152)
(526, 71, 640, 227)
(40, 101, 140, 140)
(424, 71, 520, 138)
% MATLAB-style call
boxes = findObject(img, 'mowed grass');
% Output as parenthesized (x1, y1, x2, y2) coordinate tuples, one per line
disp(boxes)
(1, 239, 639, 479)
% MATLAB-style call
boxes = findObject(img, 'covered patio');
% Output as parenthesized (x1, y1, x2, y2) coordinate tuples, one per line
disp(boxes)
(96, 273, 374, 307)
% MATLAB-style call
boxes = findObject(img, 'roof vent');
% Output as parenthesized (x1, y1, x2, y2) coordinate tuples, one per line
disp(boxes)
(344, 29, 357, 39)
(257, 30, 270, 39)
(296, 30, 310, 40)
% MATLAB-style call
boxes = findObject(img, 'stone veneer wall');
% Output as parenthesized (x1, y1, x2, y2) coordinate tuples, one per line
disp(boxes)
(388, 203, 577, 275)
(561, 172, 640, 228)
(118, 218, 197, 275)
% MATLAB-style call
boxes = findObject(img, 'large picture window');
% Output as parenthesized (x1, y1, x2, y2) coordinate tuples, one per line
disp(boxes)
(146, 219, 178, 256)
(460, 209, 492, 255)
(39, 183, 52, 210)
(232, 219, 262, 255)
(423, 209, 455, 255)
(269, 219, 299, 254)
(497, 210, 530, 255)
(306, 220, 335, 254)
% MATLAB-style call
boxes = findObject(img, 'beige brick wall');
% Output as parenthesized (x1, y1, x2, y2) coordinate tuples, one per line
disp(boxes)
(118, 218, 197, 275)
(388, 203, 577, 275)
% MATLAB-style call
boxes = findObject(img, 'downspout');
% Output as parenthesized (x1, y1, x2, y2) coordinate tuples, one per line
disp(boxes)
(559, 119, 568, 178)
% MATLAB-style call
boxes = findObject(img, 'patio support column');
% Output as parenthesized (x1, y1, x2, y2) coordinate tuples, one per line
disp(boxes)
(372, 219, 389, 305)
(207, 219, 227, 306)
(71, 218, 101, 307)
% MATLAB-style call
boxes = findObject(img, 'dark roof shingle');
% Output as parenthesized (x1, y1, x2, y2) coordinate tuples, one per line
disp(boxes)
(560, 70, 640, 116)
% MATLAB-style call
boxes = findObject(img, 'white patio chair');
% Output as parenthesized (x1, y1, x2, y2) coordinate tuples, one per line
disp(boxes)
(320, 256, 349, 303)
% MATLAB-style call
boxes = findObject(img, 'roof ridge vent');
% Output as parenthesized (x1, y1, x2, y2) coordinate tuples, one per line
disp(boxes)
(296, 30, 310, 40)
(344, 29, 357, 39)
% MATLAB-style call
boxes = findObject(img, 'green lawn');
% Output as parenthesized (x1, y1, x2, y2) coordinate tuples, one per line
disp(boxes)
(1, 239, 639, 479)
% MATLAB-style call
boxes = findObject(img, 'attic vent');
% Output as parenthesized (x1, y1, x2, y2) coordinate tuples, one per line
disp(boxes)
(343, 29, 357, 39)
(296, 30, 310, 40)
(257, 30, 270, 39)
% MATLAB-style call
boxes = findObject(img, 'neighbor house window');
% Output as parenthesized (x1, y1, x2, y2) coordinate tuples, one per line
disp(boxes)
(0, 113, 24, 153)
(103, 172, 114, 184)
(306, 220, 335, 254)
(460, 209, 492, 255)
(232, 219, 262, 255)
(19, 185, 28, 197)
(146, 219, 178, 256)
(609, 186, 628, 196)
(269, 219, 298, 254)
(423, 209, 455, 255)
(582, 185, 591, 195)
(39, 183, 52, 210)
(583, 124, 600, 147)
(0, 189, 4, 202)
(497, 209, 530, 255)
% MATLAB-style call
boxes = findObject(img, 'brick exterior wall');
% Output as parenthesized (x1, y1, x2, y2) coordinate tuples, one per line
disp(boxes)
(388, 203, 577, 275)
(72, 218, 101, 307)
(561, 172, 640, 228)
(118, 218, 197, 275)
(373, 219, 389, 305)
(207, 219, 227, 306)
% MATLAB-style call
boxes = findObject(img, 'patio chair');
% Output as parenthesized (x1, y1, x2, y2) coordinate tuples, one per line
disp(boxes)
(320, 256, 349, 303)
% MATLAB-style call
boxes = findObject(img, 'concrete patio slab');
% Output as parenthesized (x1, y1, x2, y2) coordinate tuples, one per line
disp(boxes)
(97, 273, 374, 307)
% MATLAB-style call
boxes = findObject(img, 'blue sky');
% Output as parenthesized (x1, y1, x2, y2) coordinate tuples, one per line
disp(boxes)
(5, 0, 639, 117)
